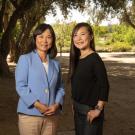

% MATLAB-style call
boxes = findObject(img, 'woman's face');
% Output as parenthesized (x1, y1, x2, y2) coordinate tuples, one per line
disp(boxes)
(73, 26, 91, 50)
(36, 29, 53, 52)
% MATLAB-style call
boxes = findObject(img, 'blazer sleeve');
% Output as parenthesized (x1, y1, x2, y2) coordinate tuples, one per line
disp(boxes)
(93, 54, 109, 101)
(54, 61, 65, 106)
(15, 55, 38, 107)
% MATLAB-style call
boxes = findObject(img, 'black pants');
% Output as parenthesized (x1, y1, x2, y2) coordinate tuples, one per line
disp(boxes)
(73, 101, 104, 135)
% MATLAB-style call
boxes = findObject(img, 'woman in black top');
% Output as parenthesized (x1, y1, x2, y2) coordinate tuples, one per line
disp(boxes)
(69, 22, 109, 135)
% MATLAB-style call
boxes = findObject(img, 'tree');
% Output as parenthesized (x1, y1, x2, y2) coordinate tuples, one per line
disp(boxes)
(0, 0, 36, 76)
(13, 0, 54, 62)
(0, 0, 87, 77)
(92, 0, 135, 29)
(54, 22, 76, 54)
(85, 2, 107, 25)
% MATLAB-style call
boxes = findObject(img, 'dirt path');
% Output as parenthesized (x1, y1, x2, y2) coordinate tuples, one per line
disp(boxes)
(0, 52, 135, 135)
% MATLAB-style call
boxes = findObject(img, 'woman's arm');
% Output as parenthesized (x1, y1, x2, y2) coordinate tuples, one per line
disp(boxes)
(93, 54, 109, 102)
(15, 55, 38, 107)
(54, 62, 65, 107)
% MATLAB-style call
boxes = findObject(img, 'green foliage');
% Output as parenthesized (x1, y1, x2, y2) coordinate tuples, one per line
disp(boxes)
(110, 24, 135, 46)
(12, 22, 21, 41)
(94, 25, 108, 37)
(111, 25, 126, 42)
(96, 42, 132, 52)
(53, 22, 76, 52)
(112, 32, 124, 42)
(111, 42, 132, 52)
(125, 28, 135, 45)
(52, 23, 135, 52)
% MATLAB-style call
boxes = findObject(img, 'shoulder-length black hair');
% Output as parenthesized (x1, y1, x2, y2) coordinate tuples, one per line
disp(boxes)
(26, 23, 57, 58)
(69, 22, 95, 79)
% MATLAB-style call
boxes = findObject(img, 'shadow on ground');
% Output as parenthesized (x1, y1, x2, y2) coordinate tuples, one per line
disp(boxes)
(0, 53, 135, 135)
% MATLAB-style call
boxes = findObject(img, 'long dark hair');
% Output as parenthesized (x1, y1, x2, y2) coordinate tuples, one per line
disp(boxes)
(26, 23, 57, 58)
(69, 22, 95, 78)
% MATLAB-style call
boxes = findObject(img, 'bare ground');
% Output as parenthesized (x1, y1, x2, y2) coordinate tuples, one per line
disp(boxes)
(0, 52, 135, 135)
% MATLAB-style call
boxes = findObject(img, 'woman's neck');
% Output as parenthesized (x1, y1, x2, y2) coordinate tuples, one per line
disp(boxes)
(37, 50, 47, 63)
(80, 48, 94, 59)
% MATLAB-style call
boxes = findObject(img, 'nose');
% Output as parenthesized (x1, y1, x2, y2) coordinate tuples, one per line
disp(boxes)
(76, 35, 82, 41)
(43, 37, 48, 43)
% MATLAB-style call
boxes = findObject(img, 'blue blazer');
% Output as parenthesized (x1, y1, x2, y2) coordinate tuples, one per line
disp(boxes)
(15, 50, 65, 116)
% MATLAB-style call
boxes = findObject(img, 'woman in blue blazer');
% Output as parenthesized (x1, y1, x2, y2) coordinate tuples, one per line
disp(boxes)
(15, 23, 65, 135)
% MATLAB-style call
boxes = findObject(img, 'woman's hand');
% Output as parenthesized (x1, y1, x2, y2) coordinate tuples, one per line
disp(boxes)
(87, 109, 101, 124)
(34, 101, 48, 114)
(44, 103, 60, 116)
(87, 101, 105, 123)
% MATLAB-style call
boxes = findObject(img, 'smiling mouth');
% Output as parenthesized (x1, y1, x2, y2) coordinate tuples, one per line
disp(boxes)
(41, 44, 49, 47)
(76, 42, 84, 45)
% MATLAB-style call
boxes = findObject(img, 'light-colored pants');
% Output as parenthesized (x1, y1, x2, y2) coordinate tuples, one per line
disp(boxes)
(18, 114, 59, 135)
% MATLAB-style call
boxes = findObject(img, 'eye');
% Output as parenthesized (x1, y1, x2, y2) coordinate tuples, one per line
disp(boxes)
(47, 36, 52, 38)
(74, 34, 78, 37)
(37, 35, 43, 38)
(81, 33, 86, 36)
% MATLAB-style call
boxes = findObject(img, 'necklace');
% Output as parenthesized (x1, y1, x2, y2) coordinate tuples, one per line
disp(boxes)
(42, 57, 48, 63)
(80, 50, 94, 59)
(40, 55, 47, 63)
(37, 50, 48, 63)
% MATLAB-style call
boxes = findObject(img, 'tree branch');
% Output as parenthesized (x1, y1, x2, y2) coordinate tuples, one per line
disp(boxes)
(0, 0, 7, 32)
(9, 0, 18, 8)
(123, 8, 135, 29)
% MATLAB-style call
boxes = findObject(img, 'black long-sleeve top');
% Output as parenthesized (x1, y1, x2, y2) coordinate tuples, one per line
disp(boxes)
(71, 52, 109, 107)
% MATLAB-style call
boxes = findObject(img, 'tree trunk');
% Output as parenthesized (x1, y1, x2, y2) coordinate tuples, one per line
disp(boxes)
(0, 0, 7, 32)
(0, 0, 35, 77)
(123, 9, 135, 29)
(9, 39, 16, 62)
(14, 18, 38, 62)
(0, 53, 10, 76)
(0, 9, 21, 77)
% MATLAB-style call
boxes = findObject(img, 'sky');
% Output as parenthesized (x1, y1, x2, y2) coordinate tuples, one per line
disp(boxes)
(45, 7, 119, 26)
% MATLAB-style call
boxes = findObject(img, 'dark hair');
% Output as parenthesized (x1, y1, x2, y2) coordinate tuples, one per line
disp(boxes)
(69, 22, 95, 78)
(26, 23, 57, 58)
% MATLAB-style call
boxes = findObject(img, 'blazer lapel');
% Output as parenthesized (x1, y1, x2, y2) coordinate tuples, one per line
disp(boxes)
(48, 57, 54, 84)
(33, 51, 49, 87)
